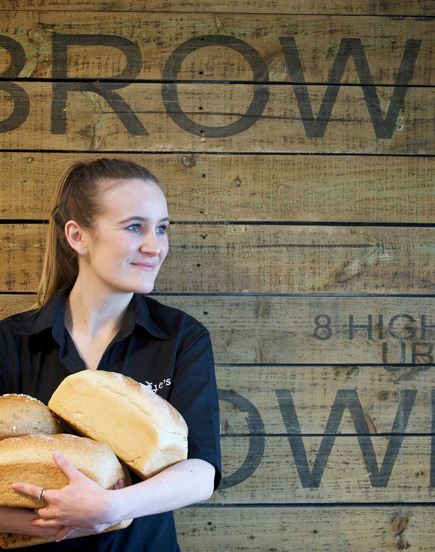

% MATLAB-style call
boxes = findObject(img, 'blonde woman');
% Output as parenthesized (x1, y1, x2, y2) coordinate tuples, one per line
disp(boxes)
(0, 159, 221, 551)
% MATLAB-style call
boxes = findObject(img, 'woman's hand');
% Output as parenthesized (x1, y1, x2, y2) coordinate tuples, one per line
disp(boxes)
(11, 451, 124, 542)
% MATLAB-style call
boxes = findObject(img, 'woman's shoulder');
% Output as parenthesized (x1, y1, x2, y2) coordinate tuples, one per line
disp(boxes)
(139, 295, 210, 337)
(0, 308, 39, 334)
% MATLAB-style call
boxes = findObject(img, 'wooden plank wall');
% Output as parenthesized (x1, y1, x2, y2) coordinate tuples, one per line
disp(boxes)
(0, 1, 434, 550)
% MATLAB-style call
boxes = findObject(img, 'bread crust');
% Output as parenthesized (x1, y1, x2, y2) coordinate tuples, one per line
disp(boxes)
(48, 371, 188, 479)
(0, 520, 132, 550)
(0, 434, 126, 508)
(0, 434, 132, 548)
(0, 395, 66, 441)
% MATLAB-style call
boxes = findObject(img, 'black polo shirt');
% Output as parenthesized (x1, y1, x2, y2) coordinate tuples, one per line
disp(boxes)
(0, 289, 221, 552)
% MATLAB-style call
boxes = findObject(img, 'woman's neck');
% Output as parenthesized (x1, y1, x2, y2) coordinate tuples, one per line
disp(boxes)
(64, 278, 134, 370)
(65, 276, 133, 339)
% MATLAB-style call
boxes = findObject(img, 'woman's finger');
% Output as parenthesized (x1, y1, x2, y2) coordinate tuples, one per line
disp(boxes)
(11, 482, 50, 502)
(112, 479, 125, 490)
(51, 451, 83, 482)
(30, 517, 63, 528)
(54, 526, 76, 542)
(11, 452, 81, 502)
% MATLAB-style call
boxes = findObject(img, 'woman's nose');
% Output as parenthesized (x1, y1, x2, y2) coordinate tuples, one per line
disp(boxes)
(139, 232, 160, 255)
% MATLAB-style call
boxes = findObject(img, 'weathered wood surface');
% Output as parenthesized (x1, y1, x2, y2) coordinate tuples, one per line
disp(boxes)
(1, 295, 433, 365)
(0, 83, 432, 154)
(0, 13, 432, 84)
(2, 1, 432, 16)
(214, 436, 434, 503)
(1, 153, 433, 223)
(217, 365, 435, 435)
(166, 295, 435, 365)
(0, 223, 433, 294)
(175, 506, 435, 552)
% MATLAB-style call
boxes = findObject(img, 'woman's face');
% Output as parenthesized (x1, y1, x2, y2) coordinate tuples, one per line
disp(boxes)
(78, 178, 170, 296)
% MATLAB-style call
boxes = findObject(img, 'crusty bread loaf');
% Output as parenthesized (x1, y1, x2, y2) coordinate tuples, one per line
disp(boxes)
(0, 434, 127, 508)
(0, 519, 132, 550)
(0, 434, 132, 549)
(48, 371, 188, 479)
(0, 395, 66, 441)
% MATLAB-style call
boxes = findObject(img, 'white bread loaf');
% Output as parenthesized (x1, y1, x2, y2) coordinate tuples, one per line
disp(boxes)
(0, 433, 128, 508)
(0, 519, 132, 550)
(0, 395, 66, 440)
(0, 434, 132, 549)
(48, 370, 188, 479)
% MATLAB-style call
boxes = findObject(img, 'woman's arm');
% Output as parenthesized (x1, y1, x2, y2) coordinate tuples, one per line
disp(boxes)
(12, 451, 216, 542)
(0, 506, 61, 539)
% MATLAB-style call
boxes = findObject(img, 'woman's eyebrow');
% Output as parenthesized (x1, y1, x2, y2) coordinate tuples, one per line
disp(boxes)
(119, 216, 170, 224)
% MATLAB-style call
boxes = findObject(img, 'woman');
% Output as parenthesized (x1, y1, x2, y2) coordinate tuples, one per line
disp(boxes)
(0, 158, 221, 551)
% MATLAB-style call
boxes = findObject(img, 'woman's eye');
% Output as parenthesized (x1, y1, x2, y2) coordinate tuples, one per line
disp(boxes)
(127, 223, 141, 233)
(157, 224, 169, 235)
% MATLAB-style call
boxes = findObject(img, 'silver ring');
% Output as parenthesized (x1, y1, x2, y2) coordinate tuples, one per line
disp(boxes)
(38, 488, 47, 502)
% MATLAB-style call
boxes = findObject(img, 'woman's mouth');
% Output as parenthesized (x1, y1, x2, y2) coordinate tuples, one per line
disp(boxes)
(131, 262, 157, 272)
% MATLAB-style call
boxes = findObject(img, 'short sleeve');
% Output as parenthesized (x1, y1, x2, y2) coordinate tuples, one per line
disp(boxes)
(167, 321, 221, 490)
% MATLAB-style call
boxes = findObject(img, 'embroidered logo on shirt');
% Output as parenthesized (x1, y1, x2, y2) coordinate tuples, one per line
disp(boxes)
(145, 378, 171, 393)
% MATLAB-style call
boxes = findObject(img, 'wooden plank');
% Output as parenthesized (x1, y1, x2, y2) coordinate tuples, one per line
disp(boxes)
(2, 1, 432, 16)
(0, 13, 432, 84)
(214, 436, 435, 503)
(175, 506, 435, 552)
(1, 295, 434, 365)
(0, 224, 433, 294)
(0, 82, 432, 154)
(1, 153, 433, 224)
(166, 295, 435, 365)
(159, 225, 434, 294)
(217, 365, 435, 435)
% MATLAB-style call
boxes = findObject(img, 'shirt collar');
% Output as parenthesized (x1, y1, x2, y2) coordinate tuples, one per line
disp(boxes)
(17, 288, 169, 341)
(119, 293, 170, 340)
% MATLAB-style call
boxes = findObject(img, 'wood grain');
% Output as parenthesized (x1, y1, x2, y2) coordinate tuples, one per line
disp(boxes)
(0, 13, 432, 84)
(214, 436, 435, 503)
(1, 153, 433, 223)
(2, 1, 432, 16)
(0, 82, 432, 154)
(175, 506, 435, 551)
(0, 1, 434, 550)
(1, 295, 433, 365)
(217, 365, 435, 435)
(0, 223, 433, 294)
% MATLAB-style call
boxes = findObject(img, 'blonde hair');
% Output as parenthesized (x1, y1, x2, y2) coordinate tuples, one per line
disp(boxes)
(36, 158, 161, 307)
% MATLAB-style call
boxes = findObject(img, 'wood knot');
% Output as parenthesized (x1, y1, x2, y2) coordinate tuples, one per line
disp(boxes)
(392, 515, 409, 535)
(378, 390, 389, 401)
(181, 155, 196, 168)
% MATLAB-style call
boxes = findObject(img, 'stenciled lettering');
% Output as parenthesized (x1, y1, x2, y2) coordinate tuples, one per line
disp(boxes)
(0, 36, 30, 132)
(218, 389, 265, 490)
(313, 314, 333, 340)
(51, 33, 147, 135)
(161, 35, 269, 137)
(349, 314, 373, 340)
(279, 37, 421, 138)
(412, 342, 434, 365)
(382, 341, 407, 364)
(276, 388, 417, 488)
(0, 32, 423, 139)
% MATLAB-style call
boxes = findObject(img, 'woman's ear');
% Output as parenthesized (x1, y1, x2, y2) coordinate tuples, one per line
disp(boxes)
(64, 220, 89, 255)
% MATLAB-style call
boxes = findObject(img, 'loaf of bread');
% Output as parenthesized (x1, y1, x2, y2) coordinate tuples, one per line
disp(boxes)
(0, 519, 132, 550)
(48, 371, 188, 479)
(0, 395, 66, 440)
(0, 433, 132, 549)
(0, 433, 128, 508)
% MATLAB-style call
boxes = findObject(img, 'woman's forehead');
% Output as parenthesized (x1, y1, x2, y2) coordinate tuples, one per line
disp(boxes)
(96, 178, 168, 216)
